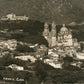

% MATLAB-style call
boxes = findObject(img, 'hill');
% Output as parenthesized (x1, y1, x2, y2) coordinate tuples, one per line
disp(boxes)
(0, 0, 84, 24)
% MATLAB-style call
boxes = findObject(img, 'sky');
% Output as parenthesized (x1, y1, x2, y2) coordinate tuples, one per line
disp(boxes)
(0, 0, 84, 24)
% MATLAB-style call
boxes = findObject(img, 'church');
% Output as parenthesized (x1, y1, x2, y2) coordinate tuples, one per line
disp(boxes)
(57, 24, 73, 46)
(43, 22, 79, 48)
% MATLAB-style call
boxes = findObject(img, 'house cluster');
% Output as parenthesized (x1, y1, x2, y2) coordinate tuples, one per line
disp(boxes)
(44, 47, 75, 68)
(0, 39, 17, 57)
(0, 39, 17, 58)
(0, 39, 17, 51)
(34, 44, 48, 59)
(44, 47, 84, 69)
(44, 48, 62, 68)
(1, 13, 29, 21)
(14, 43, 48, 61)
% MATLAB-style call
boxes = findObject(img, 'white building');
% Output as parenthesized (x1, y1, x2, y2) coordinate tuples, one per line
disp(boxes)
(8, 64, 24, 71)
(1, 13, 29, 21)
(76, 53, 84, 60)
(15, 55, 36, 62)
(44, 59, 62, 69)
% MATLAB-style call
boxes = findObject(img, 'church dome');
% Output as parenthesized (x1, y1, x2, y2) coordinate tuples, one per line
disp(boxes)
(60, 24, 68, 32)
(60, 24, 69, 35)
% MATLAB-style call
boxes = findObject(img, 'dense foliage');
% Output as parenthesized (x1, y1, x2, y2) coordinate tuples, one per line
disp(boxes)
(16, 44, 35, 53)
(0, 56, 84, 84)
(0, 20, 84, 43)
(0, 54, 25, 66)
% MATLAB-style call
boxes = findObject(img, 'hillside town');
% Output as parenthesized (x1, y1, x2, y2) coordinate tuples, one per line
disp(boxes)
(0, 14, 84, 84)
(0, 0, 84, 83)
(0, 20, 84, 69)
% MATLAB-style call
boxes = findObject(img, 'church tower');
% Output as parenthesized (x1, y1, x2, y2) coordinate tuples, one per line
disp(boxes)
(51, 22, 57, 47)
(43, 22, 51, 47)
(43, 22, 49, 40)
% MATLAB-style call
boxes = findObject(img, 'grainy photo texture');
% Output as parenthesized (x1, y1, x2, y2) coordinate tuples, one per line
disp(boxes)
(0, 0, 84, 84)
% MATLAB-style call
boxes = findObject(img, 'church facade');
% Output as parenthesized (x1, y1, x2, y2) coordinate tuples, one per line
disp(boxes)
(43, 22, 79, 48)
(57, 24, 73, 46)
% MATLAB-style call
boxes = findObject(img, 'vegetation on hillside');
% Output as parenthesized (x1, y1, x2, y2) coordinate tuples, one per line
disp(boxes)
(0, 54, 84, 84)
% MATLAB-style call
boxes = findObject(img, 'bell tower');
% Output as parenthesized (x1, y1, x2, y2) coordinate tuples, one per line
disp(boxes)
(51, 22, 57, 47)
(43, 22, 52, 47)
(43, 22, 49, 40)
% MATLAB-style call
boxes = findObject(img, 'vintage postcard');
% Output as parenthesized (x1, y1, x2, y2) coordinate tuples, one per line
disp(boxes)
(0, 0, 84, 84)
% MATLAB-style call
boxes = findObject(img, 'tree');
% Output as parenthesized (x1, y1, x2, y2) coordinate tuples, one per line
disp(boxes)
(24, 72, 32, 84)
(62, 56, 73, 68)
(0, 53, 26, 67)
(0, 54, 14, 66)
(16, 44, 35, 53)
(52, 70, 79, 84)
(62, 56, 81, 71)
(0, 74, 3, 80)
(35, 60, 48, 84)
(80, 43, 84, 51)
(63, 56, 73, 63)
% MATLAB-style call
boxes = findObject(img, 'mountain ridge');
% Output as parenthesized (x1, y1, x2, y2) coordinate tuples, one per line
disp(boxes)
(0, 0, 84, 24)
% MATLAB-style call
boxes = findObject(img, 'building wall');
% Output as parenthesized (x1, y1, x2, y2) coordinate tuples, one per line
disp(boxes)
(51, 37, 57, 47)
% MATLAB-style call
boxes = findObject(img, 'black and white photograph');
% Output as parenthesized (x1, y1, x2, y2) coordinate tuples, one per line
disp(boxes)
(0, 0, 84, 84)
